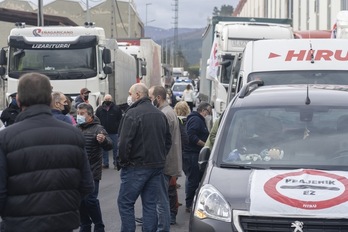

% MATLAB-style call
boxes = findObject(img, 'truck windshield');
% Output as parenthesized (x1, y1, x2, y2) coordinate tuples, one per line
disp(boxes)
(218, 106, 348, 170)
(248, 70, 348, 85)
(8, 47, 97, 79)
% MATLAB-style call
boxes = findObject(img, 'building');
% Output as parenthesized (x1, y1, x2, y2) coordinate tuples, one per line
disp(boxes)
(233, 0, 348, 31)
(0, 0, 144, 48)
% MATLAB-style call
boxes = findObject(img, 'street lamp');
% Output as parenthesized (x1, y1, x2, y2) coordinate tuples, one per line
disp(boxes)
(145, 3, 152, 27)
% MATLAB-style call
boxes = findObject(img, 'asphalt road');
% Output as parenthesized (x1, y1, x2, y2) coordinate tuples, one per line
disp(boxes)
(75, 154, 191, 232)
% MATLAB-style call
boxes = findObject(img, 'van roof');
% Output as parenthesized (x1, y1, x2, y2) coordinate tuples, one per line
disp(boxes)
(243, 39, 348, 72)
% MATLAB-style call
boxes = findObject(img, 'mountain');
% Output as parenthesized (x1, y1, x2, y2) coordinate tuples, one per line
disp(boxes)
(144, 26, 205, 66)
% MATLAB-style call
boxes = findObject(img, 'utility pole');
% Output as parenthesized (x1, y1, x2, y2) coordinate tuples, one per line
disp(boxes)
(37, 0, 44, 26)
(172, 0, 179, 66)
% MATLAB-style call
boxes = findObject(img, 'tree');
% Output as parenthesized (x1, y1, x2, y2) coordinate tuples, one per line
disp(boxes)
(212, 6, 220, 16)
(212, 5, 234, 16)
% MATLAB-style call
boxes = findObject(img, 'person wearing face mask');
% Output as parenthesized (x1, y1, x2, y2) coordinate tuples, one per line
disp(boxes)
(76, 103, 113, 232)
(183, 101, 212, 213)
(75, 87, 91, 108)
(117, 83, 172, 232)
(50, 91, 73, 124)
(95, 94, 123, 169)
(148, 85, 182, 227)
(0, 92, 20, 127)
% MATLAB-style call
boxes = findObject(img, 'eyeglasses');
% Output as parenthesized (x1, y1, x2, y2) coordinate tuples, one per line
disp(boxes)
(204, 109, 212, 115)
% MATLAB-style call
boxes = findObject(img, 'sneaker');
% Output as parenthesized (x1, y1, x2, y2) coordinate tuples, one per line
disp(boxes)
(135, 217, 143, 224)
(102, 165, 109, 169)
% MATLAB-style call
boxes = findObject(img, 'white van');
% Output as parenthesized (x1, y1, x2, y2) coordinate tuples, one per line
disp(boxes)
(229, 39, 348, 100)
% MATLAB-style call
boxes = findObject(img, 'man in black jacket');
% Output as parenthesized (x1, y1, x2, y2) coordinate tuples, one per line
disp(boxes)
(77, 103, 113, 232)
(0, 92, 20, 127)
(0, 72, 94, 232)
(95, 94, 123, 169)
(117, 83, 172, 232)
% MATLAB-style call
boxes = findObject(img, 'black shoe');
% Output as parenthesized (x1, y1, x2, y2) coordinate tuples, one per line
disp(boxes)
(102, 165, 109, 169)
(185, 207, 191, 213)
(135, 217, 143, 224)
(170, 216, 176, 225)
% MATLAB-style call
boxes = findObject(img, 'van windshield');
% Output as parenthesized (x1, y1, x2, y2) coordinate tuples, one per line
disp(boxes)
(248, 70, 348, 85)
(218, 106, 348, 170)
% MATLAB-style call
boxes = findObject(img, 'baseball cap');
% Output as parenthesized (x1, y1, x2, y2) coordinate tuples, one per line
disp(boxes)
(80, 88, 91, 94)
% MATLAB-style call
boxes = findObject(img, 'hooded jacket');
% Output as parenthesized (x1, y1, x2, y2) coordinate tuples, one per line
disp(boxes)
(0, 105, 94, 232)
(185, 111, 210, 153)
(77, 117, 113, 180)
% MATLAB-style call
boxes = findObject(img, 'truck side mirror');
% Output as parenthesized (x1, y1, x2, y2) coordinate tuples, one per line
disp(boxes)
(103, 66, 112, 75)
(198, 147, 211, 171)
(141, 61, 147, 76)
(0, 49, 7, 65)
(102, 48, 111, 64)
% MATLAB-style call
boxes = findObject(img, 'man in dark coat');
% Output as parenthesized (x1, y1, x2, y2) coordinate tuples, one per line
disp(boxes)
(95, 94, 123, 169)
(117, 83, 172, 232)
(183, 101, 212, 212)
(0, 72, 94, 232)
(0, 92, 20, 127)
(76, 103, 113, 232)
(75, 87, 91, 108)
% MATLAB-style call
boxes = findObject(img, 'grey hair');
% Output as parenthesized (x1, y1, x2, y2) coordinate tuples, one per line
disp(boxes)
(77, 103, 94, 116)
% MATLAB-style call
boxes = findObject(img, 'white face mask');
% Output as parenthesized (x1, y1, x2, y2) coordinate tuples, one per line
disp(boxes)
(205, 115, 212, 121)
(76, 115, 86, 125)
(127, 95, 133, 106)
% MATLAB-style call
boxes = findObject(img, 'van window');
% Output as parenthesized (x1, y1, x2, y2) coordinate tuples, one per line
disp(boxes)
(218, 106, 348, 170)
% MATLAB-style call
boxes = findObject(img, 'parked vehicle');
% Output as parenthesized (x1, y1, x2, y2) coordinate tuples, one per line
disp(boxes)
(191, 81, 348, 231)
(117, 38, 162, 88)
(227, 38, 348, 103)
(199, 16, 293, 120)
(171, 80, 194, 101)
(0, 22, 136, 110)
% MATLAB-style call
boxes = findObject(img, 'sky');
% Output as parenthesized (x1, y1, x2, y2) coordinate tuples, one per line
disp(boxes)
(133, 0, 240, 29)
(22, 0, 239, 30)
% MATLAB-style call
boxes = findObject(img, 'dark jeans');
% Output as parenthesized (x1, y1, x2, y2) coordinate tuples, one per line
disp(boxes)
(102, 133, 118, 166)
(79, 180, 105, 232)
(182, 151, 203, 208)
(118, 167, 162, 232)
(157, 174, 170, 232)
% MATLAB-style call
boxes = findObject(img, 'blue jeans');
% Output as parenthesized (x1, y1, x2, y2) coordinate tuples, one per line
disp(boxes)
(79, 180, 105, 232)
(156, 174, 170, 232)
(102, 134, 118, 166)
(118, 167, 162, 232)
(182, 151, 203, 208)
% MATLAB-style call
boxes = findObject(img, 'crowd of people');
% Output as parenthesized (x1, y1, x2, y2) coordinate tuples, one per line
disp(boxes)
(0, 72, 213, 232)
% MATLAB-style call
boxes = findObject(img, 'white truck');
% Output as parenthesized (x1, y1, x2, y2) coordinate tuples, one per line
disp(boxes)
(117, 38, 162, 88)
(200, 16, 293, 119)
(228, 38, 348, 102)
(0, 23, 136, 110)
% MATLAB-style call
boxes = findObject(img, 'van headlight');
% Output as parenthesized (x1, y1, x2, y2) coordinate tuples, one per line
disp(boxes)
(193, 184, 231, 222)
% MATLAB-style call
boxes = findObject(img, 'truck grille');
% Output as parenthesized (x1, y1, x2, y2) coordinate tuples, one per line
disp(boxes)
(238, 215, 348, 232)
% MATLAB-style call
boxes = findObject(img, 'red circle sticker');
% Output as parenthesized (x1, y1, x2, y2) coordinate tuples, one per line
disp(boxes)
(264, 169, 348, 210)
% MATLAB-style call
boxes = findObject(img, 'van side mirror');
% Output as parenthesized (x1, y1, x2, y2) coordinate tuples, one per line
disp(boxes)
(0, 49, 7, 65)
(103, 66, 112, 75)
(102, 48, 111, 64)
(198, 147, 211, 171)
